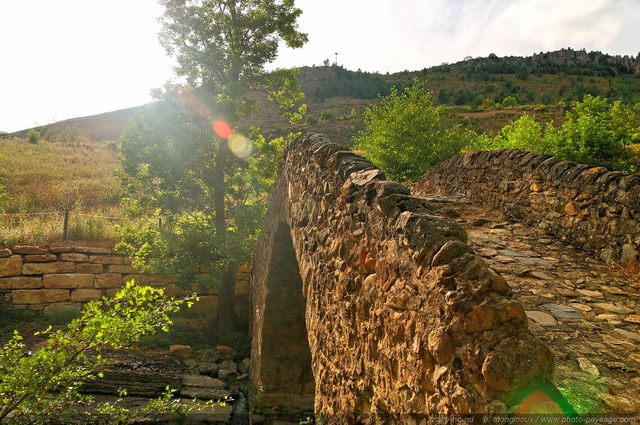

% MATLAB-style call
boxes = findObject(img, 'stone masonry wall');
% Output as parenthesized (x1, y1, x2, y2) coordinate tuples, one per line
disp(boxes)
(413, 149, 640, 268)
(252, 134, 559, 421)
(0, 244, 250, 320)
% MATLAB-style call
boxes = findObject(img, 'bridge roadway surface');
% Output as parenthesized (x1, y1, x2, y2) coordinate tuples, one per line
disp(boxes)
(419, 193, 640, 417)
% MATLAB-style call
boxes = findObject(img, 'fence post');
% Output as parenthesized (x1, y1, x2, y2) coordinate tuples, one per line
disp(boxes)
(63, 210, 69, 241)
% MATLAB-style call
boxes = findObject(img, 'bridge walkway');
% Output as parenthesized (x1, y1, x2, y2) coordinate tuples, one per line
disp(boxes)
(420, 194, 640, 417)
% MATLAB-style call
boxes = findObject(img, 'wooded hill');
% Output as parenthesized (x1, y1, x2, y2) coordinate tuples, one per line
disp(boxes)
(6, 48, 640, 144)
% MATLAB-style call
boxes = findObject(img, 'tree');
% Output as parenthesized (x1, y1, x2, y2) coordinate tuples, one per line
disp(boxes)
(117, 0, 308, 337)
(0, 282, 204, 424)
(354, 79, 476, 183)
(555, 94, 639, 169)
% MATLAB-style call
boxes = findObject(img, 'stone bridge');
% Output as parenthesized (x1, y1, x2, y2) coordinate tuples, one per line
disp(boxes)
(250, 134, 640, 422)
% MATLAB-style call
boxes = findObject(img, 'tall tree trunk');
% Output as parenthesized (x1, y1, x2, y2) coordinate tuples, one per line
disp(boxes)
(214, 137, 237, 339)
(218, 263, 238, 339)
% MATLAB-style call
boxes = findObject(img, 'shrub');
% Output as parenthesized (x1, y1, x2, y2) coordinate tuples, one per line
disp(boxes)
(305, 115, 318, 125)
(0, 282, 206, 424)
(502, 95, 518, 108)
(319, 109, 338, 121)
(354, 78, 476, 182)
(27, 129, 41, 144)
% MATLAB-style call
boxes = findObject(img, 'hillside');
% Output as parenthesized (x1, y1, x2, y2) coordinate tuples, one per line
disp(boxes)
(6, 48, 640, 144)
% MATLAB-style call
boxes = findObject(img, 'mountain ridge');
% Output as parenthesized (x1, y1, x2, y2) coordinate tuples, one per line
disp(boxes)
(7, 48, 640, 142)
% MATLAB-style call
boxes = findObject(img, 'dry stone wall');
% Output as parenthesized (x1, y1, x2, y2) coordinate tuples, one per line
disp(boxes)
(413, 149, 640, 268)
(0, 244, 251, 319)
(252, 134, 560, 422)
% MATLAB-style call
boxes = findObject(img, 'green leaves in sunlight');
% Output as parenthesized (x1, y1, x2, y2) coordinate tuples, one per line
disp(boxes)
(354, 78, 477, 183)
(0, 281, 200, 424)
(470, 94, 640, 172)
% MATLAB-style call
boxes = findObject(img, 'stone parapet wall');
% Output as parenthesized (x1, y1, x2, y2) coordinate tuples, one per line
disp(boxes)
(252, 134, 559, 421)
(413, 149, 640, 268)
(0, 244, 251, 317)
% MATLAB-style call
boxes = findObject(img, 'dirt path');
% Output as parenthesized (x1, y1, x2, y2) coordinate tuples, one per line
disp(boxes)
(423, 194, 640, 417)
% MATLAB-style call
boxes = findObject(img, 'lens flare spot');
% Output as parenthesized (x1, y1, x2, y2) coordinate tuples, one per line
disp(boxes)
(228, 133, 253, 159)
(515, 390, 564, 415)
(214, 120, 233, 139)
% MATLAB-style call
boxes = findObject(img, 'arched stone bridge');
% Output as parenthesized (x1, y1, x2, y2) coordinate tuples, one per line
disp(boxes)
(250, 134, 640, 422)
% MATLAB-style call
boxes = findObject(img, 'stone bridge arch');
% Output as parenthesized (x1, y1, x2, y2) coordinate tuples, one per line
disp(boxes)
(250, 134, 564, 422)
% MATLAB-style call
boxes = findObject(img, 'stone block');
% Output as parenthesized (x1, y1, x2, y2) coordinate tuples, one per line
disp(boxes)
(170, 345, 193, 360)
(107, 264, 138, 274)
(59, 253, 90, 262)
(0, 255, 23, 277)
(95, 273, 124, 289)
(24, 254, 57, 262)
(44, 274, 95, 289)
(0, 276, 43, 289)
(23, 262, 75, 275)
(0, 248, 12, 258)
(49, 245, 73, 254)
(89, 255, 124, 265)
(70, 288, 103, 302)
(74, 246, 112, 254)
(76, 263, 104, 273)
(12, 245, 49, 255)
(12, 289, 70, 304)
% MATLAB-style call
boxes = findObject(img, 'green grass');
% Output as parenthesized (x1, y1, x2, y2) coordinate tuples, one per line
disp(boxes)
(0, 137, 125, 245)
(0, 138, 121, 213)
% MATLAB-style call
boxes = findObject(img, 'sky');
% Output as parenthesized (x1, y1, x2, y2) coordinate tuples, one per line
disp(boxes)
(1, 0, 639, 133)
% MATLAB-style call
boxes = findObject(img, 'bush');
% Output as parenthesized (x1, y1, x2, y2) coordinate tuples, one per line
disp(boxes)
(319, 109, 338, 121)
(305, 115, 318, 125)
(0, 282, 203, 424)
(354, 78, 476, 182)
(502, 95, 518, 108)
(26, 129, 41, 144)
(473, 95, 640, 172)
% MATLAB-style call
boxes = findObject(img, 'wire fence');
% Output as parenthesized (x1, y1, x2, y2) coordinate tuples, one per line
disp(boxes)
(0, 210, 128, 244)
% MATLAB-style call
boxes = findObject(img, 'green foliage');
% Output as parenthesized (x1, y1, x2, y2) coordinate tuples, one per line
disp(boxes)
(54, 125, 90, 145)
(470, 113, 549, 153)
(471, 95, 640, 172)
(119, 0, 308, 308)
(0, 281, 199, 424)
(117, 95, 290, 288)
(354, 79, 477, 183)
(502, 95, 518, 108)
(311, 66, 394, 101)
(26, 129, 41, 144)
(319, 109, 338, 121)
(158, 0, 307, 121)
(555, 95, 638, 169)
